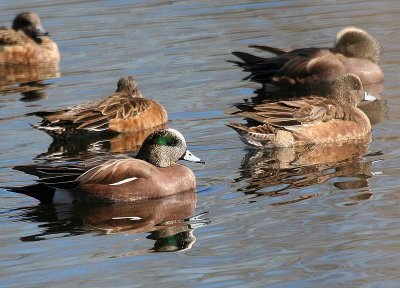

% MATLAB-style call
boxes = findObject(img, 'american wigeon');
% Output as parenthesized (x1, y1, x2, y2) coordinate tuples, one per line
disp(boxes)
(30, 76, 168, 136)
(0, 12, 60, 64)
(7, 128, 205, 203)
(231, 27, 383, 96)
(228, 74, 374, 147)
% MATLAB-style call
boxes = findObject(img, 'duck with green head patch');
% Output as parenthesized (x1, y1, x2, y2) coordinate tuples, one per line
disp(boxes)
(5, 129, 204, 203)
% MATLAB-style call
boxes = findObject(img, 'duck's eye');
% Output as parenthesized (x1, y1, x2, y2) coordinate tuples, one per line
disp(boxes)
(18, 19, 31, 26)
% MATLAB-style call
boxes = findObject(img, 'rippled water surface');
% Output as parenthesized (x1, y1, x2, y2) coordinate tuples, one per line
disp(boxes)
(1, 1, 400, 287)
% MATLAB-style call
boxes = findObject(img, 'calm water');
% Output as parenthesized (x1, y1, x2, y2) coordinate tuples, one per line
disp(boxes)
(1, 0, 400, 287)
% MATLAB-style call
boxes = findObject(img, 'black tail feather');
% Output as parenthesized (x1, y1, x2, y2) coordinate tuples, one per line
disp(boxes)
(249, 45, 287, 55)
(5, 183, 55, 204)
(26, 111, 56, 117)
(231, 51, 266, 65)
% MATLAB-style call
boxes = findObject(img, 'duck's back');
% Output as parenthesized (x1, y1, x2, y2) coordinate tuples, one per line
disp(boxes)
(0, 29, 59, 64)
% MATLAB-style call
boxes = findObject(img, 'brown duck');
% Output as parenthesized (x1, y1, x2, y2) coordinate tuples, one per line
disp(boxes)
(30, 76, 168, 136)
(232, 27, 383, 96)
(6, 129, 205, 203)
(228, 74, 375, 147)
(0, 12, 60, 65)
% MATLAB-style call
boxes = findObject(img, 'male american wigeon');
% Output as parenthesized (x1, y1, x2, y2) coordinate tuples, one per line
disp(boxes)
(231, 27, 383, 96)
(0, 12, 60, 65)
(228, 74, 374, 147)
(30, 76, 168, 136)
(7, 128, 205, 203)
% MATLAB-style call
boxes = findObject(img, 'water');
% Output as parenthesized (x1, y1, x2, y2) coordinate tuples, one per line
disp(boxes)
(1, 0, 400, 287)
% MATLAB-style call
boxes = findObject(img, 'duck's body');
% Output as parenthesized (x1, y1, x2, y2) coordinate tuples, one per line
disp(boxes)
(229, 97, 371, 147)
(228, 74, 373, 147)
(0, 12, 59, 65)
(76, 159, 196, 202)
(13, 158, 196, 203)
(7, 129, 204, 203)
(31, 76, 168, 136)
(232, 27, 383, 96)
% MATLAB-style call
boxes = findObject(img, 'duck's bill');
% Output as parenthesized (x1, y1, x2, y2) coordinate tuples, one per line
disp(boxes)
(34, 26, 49, 38)
(363, 92, 376, 102)
(182, 150, 205, 164)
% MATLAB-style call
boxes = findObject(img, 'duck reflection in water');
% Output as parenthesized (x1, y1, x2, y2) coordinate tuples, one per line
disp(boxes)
(35, 124, 168, 162)
(17, 192, 207, 252)
(0, 63, 59, 100)
(236, 140, 377, 206)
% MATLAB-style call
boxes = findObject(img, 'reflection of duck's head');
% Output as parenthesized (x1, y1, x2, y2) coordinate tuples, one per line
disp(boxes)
(20, 89, 48, 102)
(12, 12, 48, 40)
(149, 228, 196, 252)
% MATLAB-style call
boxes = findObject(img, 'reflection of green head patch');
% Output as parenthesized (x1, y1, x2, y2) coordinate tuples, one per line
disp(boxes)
(156, 134, 177, 146)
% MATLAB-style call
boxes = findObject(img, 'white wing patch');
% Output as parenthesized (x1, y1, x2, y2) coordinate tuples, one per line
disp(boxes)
(111, 216, 142, 220)
(109, 177, 138, 186)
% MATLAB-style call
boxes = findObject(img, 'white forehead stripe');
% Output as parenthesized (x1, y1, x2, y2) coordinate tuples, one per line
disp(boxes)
(335, 27, 367, 45)
(167, 128, 186, 146)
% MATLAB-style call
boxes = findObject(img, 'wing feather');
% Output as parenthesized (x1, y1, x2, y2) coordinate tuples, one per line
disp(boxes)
(235, 96, 342, 127)
(0, 29, 27, 45)
(77, 159, 151, 185)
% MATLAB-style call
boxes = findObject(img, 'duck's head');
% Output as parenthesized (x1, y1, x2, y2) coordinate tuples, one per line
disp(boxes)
(334, 27, 381, 63)
(136, 128, 205, 168)
(12, 12, 49, 40)
(116, 76, 142, 97)
(329, 73, 376, 107)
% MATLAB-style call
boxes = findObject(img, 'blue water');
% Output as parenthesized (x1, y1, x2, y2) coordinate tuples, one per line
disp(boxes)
(1, 1, 400, 287)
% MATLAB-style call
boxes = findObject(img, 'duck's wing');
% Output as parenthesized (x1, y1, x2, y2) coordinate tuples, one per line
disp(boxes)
(0, 29, 27, 45)
(231, 47, 330, 83)
(11, 154, 134, 189)
(76, 158, 151, 186)
(72, 93, 151, 131)
(275, 49, 345, 80)
(237, 97, 342, 127)
(12, 163, 84, 189)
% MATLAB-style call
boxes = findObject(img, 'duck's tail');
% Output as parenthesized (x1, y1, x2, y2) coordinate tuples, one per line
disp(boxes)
(230, 47, 287, 83)
(227, 122, 275, 147)
(248, 45, 287, 55)
(3, 183, 55, 204)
